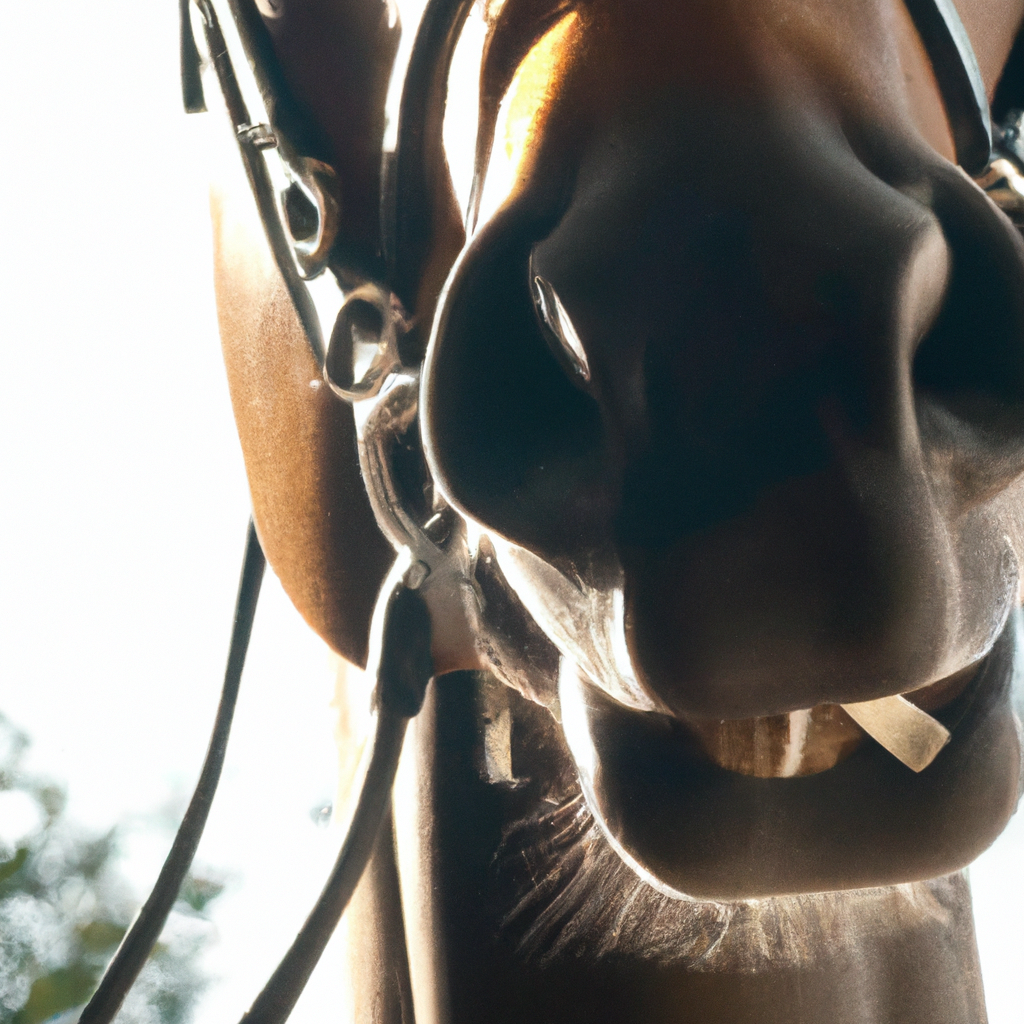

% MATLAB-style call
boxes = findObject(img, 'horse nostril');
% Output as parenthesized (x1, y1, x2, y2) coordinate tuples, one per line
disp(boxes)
(531, 272, 592, 386)
(913, 173, 1024, 419)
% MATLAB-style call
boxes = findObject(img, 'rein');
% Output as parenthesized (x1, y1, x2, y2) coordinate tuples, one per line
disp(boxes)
(76, 0, 1024, 1021)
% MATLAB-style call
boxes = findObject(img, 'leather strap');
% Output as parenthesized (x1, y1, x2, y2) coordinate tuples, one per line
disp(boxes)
(904, 0, 992, 173)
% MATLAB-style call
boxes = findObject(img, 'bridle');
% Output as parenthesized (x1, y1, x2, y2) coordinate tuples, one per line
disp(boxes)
(76, 1, 1024, 1021)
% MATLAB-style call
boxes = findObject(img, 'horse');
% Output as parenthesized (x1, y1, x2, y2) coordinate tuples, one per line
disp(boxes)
(78, 0, 1024, 1021)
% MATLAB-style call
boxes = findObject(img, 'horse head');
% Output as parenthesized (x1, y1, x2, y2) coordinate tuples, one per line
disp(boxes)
(210, 0, 1024, 914)
(76, 3, 1024, 1022)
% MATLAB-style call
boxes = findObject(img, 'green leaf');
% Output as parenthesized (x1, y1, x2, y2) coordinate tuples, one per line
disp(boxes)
(76, 918, 127, 954)
(35, 784, 65, 821)
(177, 873, 225, 915)
(11, 964, 99, 1024)
(0, 845, 29, 887)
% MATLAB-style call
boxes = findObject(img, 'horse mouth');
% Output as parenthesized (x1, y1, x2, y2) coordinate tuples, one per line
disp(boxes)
(678, 660, 982, 779)
(679, 704, 864, 778)
(482, 530, 989, 778)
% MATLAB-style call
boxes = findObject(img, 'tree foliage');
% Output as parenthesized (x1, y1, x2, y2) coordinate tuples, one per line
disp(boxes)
(0, 714, 222, 1023)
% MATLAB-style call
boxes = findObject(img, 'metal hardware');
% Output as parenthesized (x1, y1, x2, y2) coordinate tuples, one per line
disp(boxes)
(237, 122, 278, 149)
(324, 283, 408, 402)
(281, 157, 340, 279)
(184, 0, 327, 366)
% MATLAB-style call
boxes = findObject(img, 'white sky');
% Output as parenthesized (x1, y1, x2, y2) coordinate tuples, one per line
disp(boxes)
(0, 0, 1022, 1022)
(0, 1, 355, 1019)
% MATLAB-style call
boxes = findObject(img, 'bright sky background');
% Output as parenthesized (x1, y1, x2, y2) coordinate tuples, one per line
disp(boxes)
(0, 1, 1022, 1022)
(0, 1, 356, 1019)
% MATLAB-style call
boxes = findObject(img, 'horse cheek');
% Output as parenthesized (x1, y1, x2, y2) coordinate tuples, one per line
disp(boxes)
(210, 177, 391, 669)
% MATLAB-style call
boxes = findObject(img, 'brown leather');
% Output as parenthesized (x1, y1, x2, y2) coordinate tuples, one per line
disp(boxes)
(254, 0, 399, 264)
